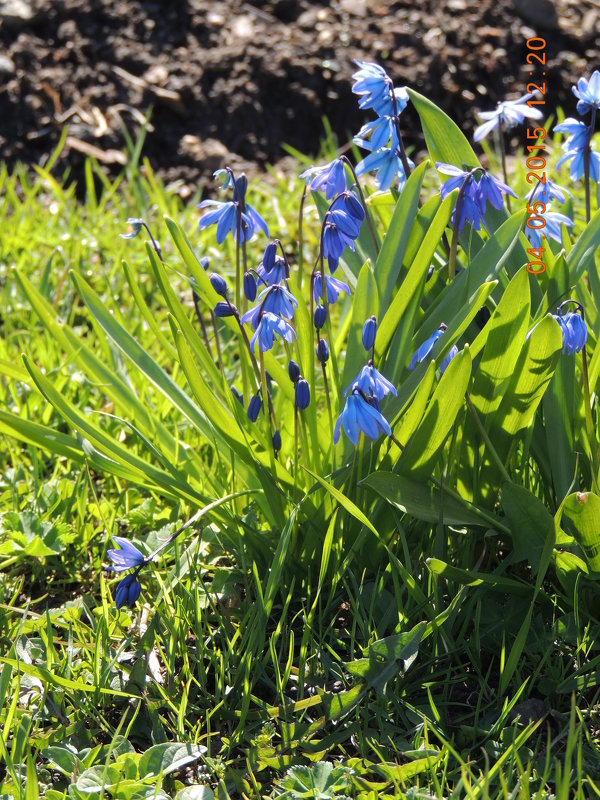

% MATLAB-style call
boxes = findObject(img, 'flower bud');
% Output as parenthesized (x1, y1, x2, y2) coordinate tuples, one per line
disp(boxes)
(272, 430, 282, 453)
(214, 301, 236, 318)
(295, 378, 310, 410)
(120, 218, 143, 239)
(210, 272, 228, 297)
(288, 360, 301, 383)
(243, 271, 257, 301)
(262, 242, 278, 272)
(230, 385, 244, 406)
(554, 311, 588, 355)
(362, 315, 377, 351)
(316, 338, 330, 364)
(314, 304, 327, 330)
(115, 574, 141, 609)
(247, 393, 263, 422)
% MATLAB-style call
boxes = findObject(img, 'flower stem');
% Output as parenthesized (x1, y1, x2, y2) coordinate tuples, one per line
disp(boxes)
(297, 184, 307, 292)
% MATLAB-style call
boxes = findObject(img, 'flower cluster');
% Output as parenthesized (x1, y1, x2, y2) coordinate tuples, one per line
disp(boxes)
(351, 61, 412, 191)
(555, 71, 600, 184)
(436, 163, 516, 232)
(106, 536, 145, 609)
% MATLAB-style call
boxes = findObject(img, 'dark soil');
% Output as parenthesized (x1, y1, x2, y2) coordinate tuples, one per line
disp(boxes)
(1, 0, 598, 192)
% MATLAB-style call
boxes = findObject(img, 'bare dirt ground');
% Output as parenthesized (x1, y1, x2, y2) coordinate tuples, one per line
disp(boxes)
(1, 0, 598, 191)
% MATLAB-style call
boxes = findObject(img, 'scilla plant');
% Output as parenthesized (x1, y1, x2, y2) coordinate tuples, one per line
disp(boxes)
(3, 63, 600, 712)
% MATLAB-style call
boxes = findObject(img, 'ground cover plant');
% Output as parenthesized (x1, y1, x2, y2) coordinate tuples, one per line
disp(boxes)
(1, 62, 600, 799)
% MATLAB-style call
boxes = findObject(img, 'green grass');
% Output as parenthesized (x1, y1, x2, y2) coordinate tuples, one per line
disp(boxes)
(1, 126, 600, 800)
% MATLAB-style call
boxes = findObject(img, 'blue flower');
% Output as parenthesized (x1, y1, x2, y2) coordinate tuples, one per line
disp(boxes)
(115, 574, 141, 609)
(322, 208, 362, 261)
(120, 218, 144, 239)
(409, 326, 446, 370)
(440, 345, 459, 374)
(316, 338, 330, 364)
(331, 190, 365, 222)
(437, 163, 472, 198)
(107, 537, 145, 572)
(313, 274, 350, 305)
(362, 316, 377, 351)
(198, 173, 269, 244)
(352, 61, 408, 117)
(299, 158, 347, 200)
(250, 312, 296, 352)
(241, 285, 298, 328)
(473, 93, 543, 142)
(476, 172, 517, 211)
(525, 207, 573, 248)
(436, 164, 482, 232)
(247, 393, 263, 422)
(257, 255, 287, 286)
(354, 115, 398, 152)
(355, 147, 410, 191)
(344, 364, 397, 401)
(295, 378, 310, 410)
(333, 389, 391, 446)
(572, 71, 600, 115)
(530, 178, 572, 206)
(554, 118, 589, 150)
(557, 147, 600, 183)
(553, 312, 588, 355)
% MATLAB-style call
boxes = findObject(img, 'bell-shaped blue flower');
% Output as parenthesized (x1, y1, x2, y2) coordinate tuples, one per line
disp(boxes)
(530, 178, 572, 206)
(352, 60, 408, 117)
(272, 430, 282, 453)
(107, 537, 145, 572)
(299, 158, 347, 200)
(313, 274, 350, 305)
(355, 147, 409, 191)
(554, 118, 590, 151)
(257, 254, 287, 286)
(525, 207, 574, 249)
(241, 286, 298, 329)
(409, 326, 446, 370)
(553, 312, 588, 355)
(250, 312, 296, 352)
(354, 115, 398, 153)
(344, 364, 397, 401)
(322, 209, 362, 261)
(557, 147, 600, 183)
(333, 389, 392, 446)
(115, 574, 142, 609)
(120, 218, 144, 239)
(198, 172, 269, 244)
(476, 172, 517, 211)
(572, 71, 600, 115)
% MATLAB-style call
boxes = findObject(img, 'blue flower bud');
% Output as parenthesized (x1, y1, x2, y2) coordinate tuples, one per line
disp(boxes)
(115, 574, 141, 609)
(247, 393, 263, 422)
(243, 271, 257, 301)
(214, 301, 236, 318)
(316, 338, 330, 364)
(210, 272, 228, 297)
(262, 242, 278, 272)
(230, 385, 244, 406)
(200, 257, 210, 271)
(314, 304, 328, 330)
(272, 430, 282, 453)
(120, 218, 143, 239)
(362, 315, 377, 351)
(295, 378, 310, 410)
(288, 360, 300, 383)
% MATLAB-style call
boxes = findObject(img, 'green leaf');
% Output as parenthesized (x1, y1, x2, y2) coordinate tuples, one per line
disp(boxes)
(500, 482, 553, 567)
(175, 788, 215, 800)
(407, 88, 479, 168)
(562, 492, 600, 571)
(566, 207, 600, 283)
(340, 261, 379, 400)
(138, 742, 207, 779)
(426, 559, 533, 595)
(361, 471, 490, 527)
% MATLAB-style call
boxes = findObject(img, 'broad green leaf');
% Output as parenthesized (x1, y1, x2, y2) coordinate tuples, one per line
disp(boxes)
(138, 743, 207, 779)
(397, 347, 472, 479)
(426, 559, 533, 595)
(408, 89, 479, 169)
(543, 356, 577, 502)
(566, 208, 600, 282)
(562, 492, 600, 571)
(500, 482, 553, 566)
(362, 471, 491, 527)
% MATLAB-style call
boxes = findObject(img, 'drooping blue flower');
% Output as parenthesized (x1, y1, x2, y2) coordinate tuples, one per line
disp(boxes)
(355, 147, 410, 191)
(316, 338, 330, 364)
(241, 285, 298, 328)
(476, 172, 517, 211)
(250, 311, 296, 352)
(440, 345, 459, 374)
(313, 274, 350, 305)
(257, 255, 287, 286)
(331, 190, 365, 222)
(530, 178, 572, 206)
(322, 208, 362, 261)
(437, 163, 472, 198)
(354, 115, 399, 152)
(107, 537, 145, 572)
(473, 94, 543, 142)
(362, 316, 377, 351)
(120, 218, 144, 239)
(198, 173, 269, 244)
(247, 393, 263, 422)
(295, 378, 310, 410)
(554, 118, 590, 151)
(352, 61, 408, 117)
(299, 158, 347, 200)
(344, 364, 397, 401)
(525, 207, 574, 249)
(333, 389, 392, 446)
(553, 312, 588, 355)
(557, 147, 600, 183)
(409, 326, 446, 370)
(436, 164, 482, 232)
(115, 574, 142, 609)
(572, 70, 600, 115)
